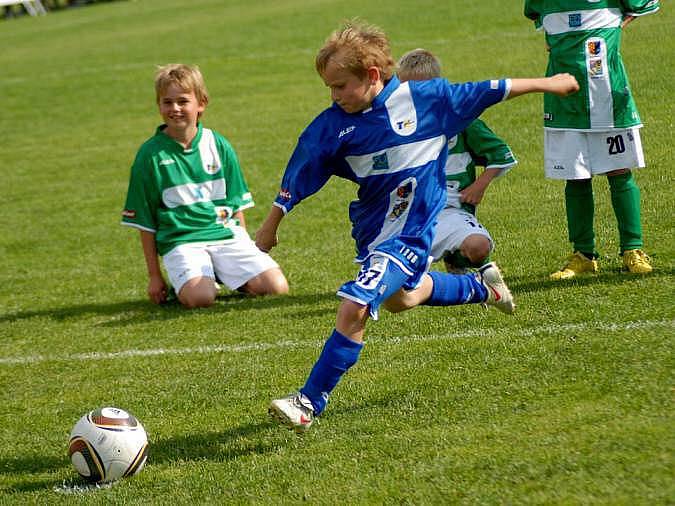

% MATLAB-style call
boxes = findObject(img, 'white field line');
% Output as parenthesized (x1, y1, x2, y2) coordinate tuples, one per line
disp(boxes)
(1, 319, 672, 366)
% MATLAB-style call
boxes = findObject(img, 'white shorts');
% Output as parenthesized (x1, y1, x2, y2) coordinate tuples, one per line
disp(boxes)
(429, 207, 493, 262)
(544, 127, 644, 180)
(162, 225, 280, 293)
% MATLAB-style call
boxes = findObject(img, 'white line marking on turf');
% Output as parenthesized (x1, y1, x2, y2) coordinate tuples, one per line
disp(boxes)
(1, 319, 672, 366)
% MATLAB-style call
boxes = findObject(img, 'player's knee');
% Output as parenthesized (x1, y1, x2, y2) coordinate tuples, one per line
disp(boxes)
(242, 268, 289, 295)
(460, 235, 492, 265)
(178, 278, 217, 309)
(382, 290, 415, 313)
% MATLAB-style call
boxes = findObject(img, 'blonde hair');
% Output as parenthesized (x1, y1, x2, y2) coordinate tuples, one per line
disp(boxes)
(154, 63, 209, 106)
(316, 19, 395, 81)
(397, 49, 442, 81)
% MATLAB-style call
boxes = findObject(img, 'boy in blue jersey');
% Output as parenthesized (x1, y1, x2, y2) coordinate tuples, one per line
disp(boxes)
(256, 20, 578, 432)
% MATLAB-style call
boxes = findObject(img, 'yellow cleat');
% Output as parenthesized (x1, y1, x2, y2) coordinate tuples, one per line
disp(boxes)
(622, 249, 653, 274)
(550, 251, 598, 280)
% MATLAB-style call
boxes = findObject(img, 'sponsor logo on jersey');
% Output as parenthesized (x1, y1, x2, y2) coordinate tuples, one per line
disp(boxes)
(279, 189, 292, 200)
(587, 40, 602, 56)
(372, 152, 389, 172)
(159, 159, 175, 166)
(122, 209, 136, 219)
(396, 119, 415, 131)
(568, 13, 582, 28)
(589, 59, 604, 78)
(339, 126, 355, 138)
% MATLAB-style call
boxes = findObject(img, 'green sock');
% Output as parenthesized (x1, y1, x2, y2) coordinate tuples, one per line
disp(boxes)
(608, 171, 643, 252)
(565, 179, 596, 256)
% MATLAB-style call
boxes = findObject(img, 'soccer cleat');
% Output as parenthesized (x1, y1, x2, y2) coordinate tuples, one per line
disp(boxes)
(549, 251, 598, 281)
(269, 392, 315, 433)
(622, 249, 652, 274)
(477, 262, 515, 314)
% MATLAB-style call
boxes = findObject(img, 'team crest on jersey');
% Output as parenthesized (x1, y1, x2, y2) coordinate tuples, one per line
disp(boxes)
(589, 59, 604, 78)
(388, 181, 413, 221)
(396, 119, 416, 132)
(203, 162, 221, 175)
(587, 40, 602, 56)
(372, 152, 389, 172)
(568, 13, 582, 28)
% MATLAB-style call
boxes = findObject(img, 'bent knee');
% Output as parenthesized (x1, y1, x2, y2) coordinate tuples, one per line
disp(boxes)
(242, 268, 289, 296)
(460, 235, 492, 265)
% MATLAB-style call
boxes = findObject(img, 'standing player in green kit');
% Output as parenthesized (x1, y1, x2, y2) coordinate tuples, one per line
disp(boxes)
(524, 0, 659, 279)
(121, 64, 288, 308)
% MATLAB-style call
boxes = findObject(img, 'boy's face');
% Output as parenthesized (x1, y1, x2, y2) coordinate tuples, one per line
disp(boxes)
(158, 83, 205, 137)
(321, 58, 382, 114)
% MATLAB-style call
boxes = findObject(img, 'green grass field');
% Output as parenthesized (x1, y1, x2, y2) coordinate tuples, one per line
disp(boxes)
(1, 0, 673, 503)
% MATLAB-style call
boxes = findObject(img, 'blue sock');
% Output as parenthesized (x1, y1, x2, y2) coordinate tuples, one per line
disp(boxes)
(300, 329, 364, 415)
(423, 271, 487, 306)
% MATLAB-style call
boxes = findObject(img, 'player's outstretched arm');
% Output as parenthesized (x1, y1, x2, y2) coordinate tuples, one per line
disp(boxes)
(255, 206, 284, 252)
(507, 74, 579, 99)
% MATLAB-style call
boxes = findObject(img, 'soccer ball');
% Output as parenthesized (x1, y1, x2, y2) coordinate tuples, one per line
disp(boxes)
(68, 407, 148, 483)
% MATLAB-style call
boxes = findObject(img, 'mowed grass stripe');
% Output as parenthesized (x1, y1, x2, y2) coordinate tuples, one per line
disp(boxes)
(1, 318, 671, 366)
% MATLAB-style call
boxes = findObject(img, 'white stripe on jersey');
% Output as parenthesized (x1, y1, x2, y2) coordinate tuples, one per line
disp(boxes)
(162, 179, 226, 208)
(197, 128, 223, 175)
(367, 176, 418, 255)
(444, 152, 473, 176)
(345, 135, 447, 178)
(542, 8, 621, 35)
(384, 81, 418, 136)
(586, 37, 614, 128)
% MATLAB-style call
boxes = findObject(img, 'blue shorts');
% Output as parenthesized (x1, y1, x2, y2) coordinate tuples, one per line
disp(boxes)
(336, 253, 428, 320)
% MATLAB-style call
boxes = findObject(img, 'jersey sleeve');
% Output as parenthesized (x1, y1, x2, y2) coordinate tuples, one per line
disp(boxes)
(523, 0, 543, 29)
(274, 115, 335, 214)
(121, 148, 159, 233)
(439, 79, 511, 137)
(464, 119, 517, 172)
(621, 0, 660, 16)
(216, 135, 254, 214)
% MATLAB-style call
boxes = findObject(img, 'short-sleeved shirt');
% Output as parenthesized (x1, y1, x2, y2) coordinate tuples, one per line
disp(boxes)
(524, 0, 659, 131)
(121, 123, 254, 256)
(444, 119, 517, 214)
(273, 75, 510, 277)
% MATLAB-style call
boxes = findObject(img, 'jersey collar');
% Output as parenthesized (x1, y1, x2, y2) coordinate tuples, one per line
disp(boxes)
(156, 122, 204, 153)
(368, 75, 400, 112)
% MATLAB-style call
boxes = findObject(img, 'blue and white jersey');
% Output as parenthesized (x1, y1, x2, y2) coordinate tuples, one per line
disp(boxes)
(274, 75, 511, 275)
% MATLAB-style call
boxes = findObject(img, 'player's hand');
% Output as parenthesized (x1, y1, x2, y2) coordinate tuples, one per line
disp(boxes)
(255, 226, 278, 253)
(549, 73, 580, 96)
(147, 276, 168, 305)
(460, 182, 487, 206)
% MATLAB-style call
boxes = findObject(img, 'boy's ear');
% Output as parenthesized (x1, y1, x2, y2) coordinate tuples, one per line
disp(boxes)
(366, 66, 382, 84)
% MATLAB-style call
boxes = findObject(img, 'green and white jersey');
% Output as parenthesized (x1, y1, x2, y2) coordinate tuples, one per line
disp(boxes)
(444, 119, 517, 214)
(524, 0, 659, 130)
(121, 123, 254, 256)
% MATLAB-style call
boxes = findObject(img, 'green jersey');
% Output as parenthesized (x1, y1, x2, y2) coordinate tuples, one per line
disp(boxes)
(121, 123, 253, 256)
(445, 119, 517, 214)
(524, 0, 659, 130)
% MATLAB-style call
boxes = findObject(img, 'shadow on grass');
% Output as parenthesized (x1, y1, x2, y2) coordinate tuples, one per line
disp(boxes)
(150, 419, 280, 464)
(0, 291, 339, 326)
(0, 454, 70, 493)
(507, 267, 674, 296)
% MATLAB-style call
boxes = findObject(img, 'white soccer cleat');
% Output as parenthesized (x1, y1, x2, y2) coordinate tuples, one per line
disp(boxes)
(269, 392, 315, 433)
(477, 262, 515, 314)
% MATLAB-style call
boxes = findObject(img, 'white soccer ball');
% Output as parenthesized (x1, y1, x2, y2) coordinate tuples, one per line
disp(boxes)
(68, 407, 148, 483)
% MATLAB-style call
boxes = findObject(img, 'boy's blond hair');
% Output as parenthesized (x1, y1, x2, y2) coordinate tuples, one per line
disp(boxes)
(316, 19, 395, 81)
(154, 63, 209, 106)
(397, 49, 442, 81)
